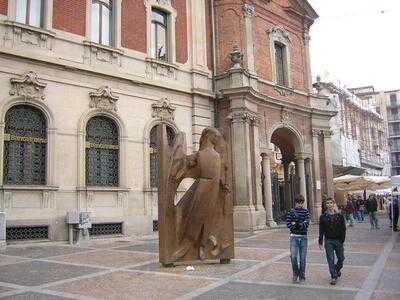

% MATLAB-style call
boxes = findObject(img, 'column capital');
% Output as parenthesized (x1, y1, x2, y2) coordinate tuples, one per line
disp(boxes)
(227, 109, 260, 126)
(322, 130, 334, 138)
(242, 4, 255, 18)
(260, 151, 273, 159)
(295, 153, 311, 161)
(312, 128, 322, 137)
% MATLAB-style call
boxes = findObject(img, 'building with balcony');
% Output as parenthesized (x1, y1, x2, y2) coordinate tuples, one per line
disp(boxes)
(0, 0, 335, 241)
(315, 81, 388, 177)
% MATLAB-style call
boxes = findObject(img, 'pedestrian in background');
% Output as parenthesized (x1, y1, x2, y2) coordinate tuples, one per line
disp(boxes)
(345, 197, 355, 227)
(366, 194, 379, 229)
(391, 189, 399, 232)
(286, 195, 310, 284)
(356, 195, 365, 222)
(319, 197, 346, 285)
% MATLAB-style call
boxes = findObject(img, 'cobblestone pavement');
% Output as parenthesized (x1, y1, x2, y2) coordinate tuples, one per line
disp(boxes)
(0, 215, 399, 300)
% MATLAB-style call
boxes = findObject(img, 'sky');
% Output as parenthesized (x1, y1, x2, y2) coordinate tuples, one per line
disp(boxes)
(307, 0, 400, 91)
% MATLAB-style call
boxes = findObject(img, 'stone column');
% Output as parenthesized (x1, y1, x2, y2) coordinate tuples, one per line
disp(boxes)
(312, 129, 322, 219)
(242, 4, 256, 74)
(323, 130, 334, 197)
(0, 212, 5, 249)
(189, 0, 208, 71)
(297, 154, 307, 208)
(261, 152, 277, 227)
(282, 159, 290, 212)
(230, 109, 266, 231)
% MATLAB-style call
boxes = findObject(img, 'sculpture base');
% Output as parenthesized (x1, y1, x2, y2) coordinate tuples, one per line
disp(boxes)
(161, 262, 175, 268)
(267, 220, 277, 227)
(233, 205, 266, 231)
(220, 258, 230, 264)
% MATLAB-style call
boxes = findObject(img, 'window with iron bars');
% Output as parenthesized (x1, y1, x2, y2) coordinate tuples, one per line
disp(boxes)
(3, 105, 47, 185)
(86, 116, 119, 186)
(149, 125, 175, 188)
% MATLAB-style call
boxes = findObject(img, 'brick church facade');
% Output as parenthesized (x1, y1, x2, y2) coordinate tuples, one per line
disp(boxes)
(0, 0, 335, 241)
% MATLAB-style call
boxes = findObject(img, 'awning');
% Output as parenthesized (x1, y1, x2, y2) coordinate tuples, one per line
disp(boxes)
(334, 175, 391, 191)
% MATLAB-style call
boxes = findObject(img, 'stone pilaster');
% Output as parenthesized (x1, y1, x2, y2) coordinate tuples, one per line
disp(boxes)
(312, 129, 322, 219)
(229, 108, 266, 231)
(303, 32, 313, 92)
(323, 130, 334, 197)
(189, 0, 208, 72)
(242, 4, 256, 74)
(261, 152, 277, 227)
(192, 95, 212, 150)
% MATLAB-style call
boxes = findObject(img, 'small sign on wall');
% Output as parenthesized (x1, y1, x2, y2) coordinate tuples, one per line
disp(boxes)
(316, 180, 321, 190)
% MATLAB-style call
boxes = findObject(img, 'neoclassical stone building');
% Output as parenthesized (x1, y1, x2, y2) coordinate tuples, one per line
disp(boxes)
(0, 0, 335, 241)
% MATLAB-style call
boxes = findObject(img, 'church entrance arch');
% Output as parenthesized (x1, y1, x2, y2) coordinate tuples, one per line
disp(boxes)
(262, 125, 309, 223)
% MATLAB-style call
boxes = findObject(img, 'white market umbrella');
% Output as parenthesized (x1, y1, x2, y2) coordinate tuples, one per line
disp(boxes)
(334, 175, 390, 191)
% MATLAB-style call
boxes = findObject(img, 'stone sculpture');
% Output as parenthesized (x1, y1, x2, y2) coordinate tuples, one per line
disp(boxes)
(157, 125, 234, 266)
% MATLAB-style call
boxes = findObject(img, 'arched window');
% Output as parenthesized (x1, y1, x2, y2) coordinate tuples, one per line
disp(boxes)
(149, 125, 175, 188)
(86, 116, 119, 186)
(4, 105, 47, 185)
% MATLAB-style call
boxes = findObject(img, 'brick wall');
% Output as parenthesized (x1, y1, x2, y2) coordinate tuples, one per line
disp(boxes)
(0, 0, 6, 16)
(121, 0, 146, 53)
(173, 0, 188, 64)
(215, 2, 244, 73)
(53, 0, 86, 36)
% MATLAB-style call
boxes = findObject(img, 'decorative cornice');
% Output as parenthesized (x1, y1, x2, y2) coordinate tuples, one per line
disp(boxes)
(151, 97, 176, 121)
(9, 71, 47, 101)
(322, 130, 334, 138)
(242, 4, 255, 18)
(89, 86, 119, 111)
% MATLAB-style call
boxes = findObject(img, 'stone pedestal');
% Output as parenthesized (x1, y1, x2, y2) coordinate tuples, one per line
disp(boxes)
(0, 212, 6, 249)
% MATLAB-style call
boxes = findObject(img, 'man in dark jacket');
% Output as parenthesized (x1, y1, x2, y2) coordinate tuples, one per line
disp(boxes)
(287, 195, 310, 284)
(319, 197, 346, 285)
(366, 195, 379, 229)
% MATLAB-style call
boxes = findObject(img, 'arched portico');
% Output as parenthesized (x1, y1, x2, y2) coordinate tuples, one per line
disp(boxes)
(261, 125, 311, 226)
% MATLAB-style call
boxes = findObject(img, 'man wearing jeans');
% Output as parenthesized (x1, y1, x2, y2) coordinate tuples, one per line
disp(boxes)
(286, 195, 310, 284)
(319, 197, 347, 285)
(366, 195, 379, 229)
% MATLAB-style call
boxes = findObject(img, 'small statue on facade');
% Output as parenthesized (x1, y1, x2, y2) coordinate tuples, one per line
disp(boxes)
(157, 125, 234, 266)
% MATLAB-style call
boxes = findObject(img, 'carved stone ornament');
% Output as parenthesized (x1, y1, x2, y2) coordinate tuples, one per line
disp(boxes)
(227, 110, 260, 125)
(312, 129, 322, 137)
(9, 71, 47, 100)
(274, 86, 293, 96)
(89, 86, 119, 111)
(229, 46, 243, 69)
(269, 26, 291, 44)
(152, 98, 176, 121)
(242, 4, 255, 18)
(281, 109, 292, 125)
(153, 0, 172, 6)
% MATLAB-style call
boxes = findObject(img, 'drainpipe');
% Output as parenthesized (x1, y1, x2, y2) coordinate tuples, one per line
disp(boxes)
(210, 0, 218, 127)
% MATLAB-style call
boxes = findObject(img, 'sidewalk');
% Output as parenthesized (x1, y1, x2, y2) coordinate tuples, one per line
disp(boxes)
(0, 216, 399, 300)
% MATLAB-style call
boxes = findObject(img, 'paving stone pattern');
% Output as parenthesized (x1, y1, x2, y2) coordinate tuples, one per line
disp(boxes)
(0, 214, 398, 299)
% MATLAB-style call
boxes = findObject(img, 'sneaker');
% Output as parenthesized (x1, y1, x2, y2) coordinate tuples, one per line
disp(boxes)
(292, 276, 298, 284)
(299, 278, 306, 284)
(337, 271, 341, 278)
(330, 278, 337, 285)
